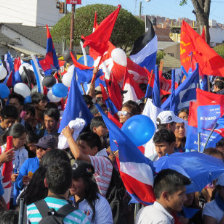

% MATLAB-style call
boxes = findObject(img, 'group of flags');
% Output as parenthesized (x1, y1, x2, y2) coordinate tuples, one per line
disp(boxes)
(2, 4, 224, 207)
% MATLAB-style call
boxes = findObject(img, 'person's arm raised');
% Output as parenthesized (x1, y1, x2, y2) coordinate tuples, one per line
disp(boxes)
(62, 126, 90, 162)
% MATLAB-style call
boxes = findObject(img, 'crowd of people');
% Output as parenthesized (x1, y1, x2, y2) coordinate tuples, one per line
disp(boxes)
(0, 69, 222, 224)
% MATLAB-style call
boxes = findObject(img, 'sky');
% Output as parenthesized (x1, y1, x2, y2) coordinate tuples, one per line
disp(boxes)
(74, 0, 224, 24)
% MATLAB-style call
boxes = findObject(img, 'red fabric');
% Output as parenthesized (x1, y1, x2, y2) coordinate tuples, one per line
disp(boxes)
(82, 5, 121, 55)
(180, 20, 224, 77)
(70, 52, 93, 70)
(108, 112, 122, 128)
(6, 71, 13, 87)
(93, 11, 98, 29)
(14, 58, 21, 72)
(100, 84, 108, 101)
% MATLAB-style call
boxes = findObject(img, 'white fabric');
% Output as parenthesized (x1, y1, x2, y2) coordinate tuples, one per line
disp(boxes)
(142, 99, 160, 161)
(203, 200, 224, 223)
(58, 118, 85, 150)
(78, 193, 113, 224)
(135, 201, 174, 224)
(123, 82, 138, 104)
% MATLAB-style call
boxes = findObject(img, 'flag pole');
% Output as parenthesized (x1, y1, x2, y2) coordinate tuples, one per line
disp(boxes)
(198, 132, 201, 153)
(202, 123, 217, 153)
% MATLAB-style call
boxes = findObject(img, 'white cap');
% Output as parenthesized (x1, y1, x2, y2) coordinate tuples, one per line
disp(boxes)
(156, 111, 184, 126)
(217, 173, 224, 186)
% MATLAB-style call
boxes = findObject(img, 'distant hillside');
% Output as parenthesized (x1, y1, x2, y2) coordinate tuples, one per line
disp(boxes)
(214, 44, 224, 58)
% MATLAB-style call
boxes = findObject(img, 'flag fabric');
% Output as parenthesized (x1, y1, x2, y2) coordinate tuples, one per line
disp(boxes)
(1, 136, 13, 208)
(130, 16, 157, 73)
(169, 69, 176, 111)
(58, 68, 93, 133)
(180, 20, 224, 77)
(152, 66, 160, 108)
(39, 25, 59, 75)
(14, 58, 22, 84)
(122, 71, 145, 103)
(96, 104, 155, 204)
(82, 5, 121, 55)
(100, 84, 118, 115)
(153, 152, 224, 193)
(161, 63, 199, 114)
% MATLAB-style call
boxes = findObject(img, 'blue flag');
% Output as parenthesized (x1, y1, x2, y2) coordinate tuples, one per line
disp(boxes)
(58, 68, 93, 133)
(162, 63, 199, 114)
(152, 65, 160, 108)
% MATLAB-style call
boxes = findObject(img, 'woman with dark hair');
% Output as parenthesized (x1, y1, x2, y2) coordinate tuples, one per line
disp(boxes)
(70, 161, 113, 224)
(118, 100, 141, 124)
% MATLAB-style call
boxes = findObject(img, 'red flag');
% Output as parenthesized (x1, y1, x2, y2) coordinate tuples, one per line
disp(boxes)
(180, 20, 224, 77)
(2, 136, 13, 209)
(82, 5, 121, 55)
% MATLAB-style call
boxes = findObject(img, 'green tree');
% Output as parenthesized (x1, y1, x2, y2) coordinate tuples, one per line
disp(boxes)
(214, 44, 224, 58)
(52, 4, 145, 52)
(180, 0, 211, 44)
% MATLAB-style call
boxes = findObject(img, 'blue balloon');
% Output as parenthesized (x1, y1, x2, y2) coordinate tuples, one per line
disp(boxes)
(24, 96, 32, 104)
(77, 55, 94, 67)
(0, 84, 10, 99)
(52, 83, 68, 98)
(121, 115, 155, 146)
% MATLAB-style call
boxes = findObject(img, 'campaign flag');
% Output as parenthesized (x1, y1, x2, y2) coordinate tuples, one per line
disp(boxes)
(152, 65, 160, 108)
(130, 16, 157, 73)
(39, 25, 59, 75)
(82, 5, 121, 55)
(180, 20, 224, 77)
(96, 104, 155, 204)
(58, 68, 93, 133)
(14, 58, 22, 83)
(153, 152, 224, 193)
(161, 63, 199, 114)
(31, 55, 43, 93)
(122, 71, 145, 103)
(66, 0, 81, 4)
(2, 136, 13, 208)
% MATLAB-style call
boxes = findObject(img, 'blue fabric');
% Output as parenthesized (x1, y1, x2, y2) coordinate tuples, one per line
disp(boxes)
(215, 193, 224, 212)
(0, 181, 4, 197)
(15, 157, 39, 191)
(152, 65, 160, 108)
(162, 64, 199, 114)
(153, 152, 224, 193)
(58, 69, 93, 133)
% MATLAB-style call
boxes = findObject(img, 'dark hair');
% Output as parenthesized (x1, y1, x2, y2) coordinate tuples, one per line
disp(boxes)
(214, 80, 224, 91)
(178, 108, 189, 116)
(46, 161, 72, 195)
(122, 100, 141, 115)
(9, 123, 26, 138)
(0, 105, 18, 120)
(0, 210, 18, 224)
(45, 102, 58, 110)
(83, 95, 93, 108)
(154, 169, 191, 199)
(204, 147, 224, 159)
(77, 131, 102, 151)
(90, 116, 106, 131)
(216, 138, 224, 148)
(22, 167, 48, 205)
(44, 108, 60, 121)
(40, 149, 70, 168)
(31, 92, 47, 104)
(26, 133, 39, 144)
(153, 129, 176, 144)
(9, 93, 24, 106)
(23, 104, 35, 117)
(72, 161, 99, 221)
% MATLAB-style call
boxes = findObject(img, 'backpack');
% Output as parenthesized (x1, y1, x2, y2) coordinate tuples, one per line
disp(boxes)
(105, 160, 130, 224)
(34, 199, 76, 224)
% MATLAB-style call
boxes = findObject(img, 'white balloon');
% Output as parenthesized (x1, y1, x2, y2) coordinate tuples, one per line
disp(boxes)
(14, 83, 31, 98)
(47, 89, 62, 103)
(111, 48, 127, 67)
(0, 64, 7, 80)
(67, 65, 75, 74)
(19, 63, 32, 75)
(62, 72, 73, 87)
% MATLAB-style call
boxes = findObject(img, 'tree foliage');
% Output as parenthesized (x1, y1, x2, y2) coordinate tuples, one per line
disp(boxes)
(214, 44, 224, 59)
(52, 4, 145, 51)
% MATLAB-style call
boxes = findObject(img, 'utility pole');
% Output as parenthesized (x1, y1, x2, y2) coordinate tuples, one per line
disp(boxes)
(70, 4, 76, 52)
(139, 1, 142, 18)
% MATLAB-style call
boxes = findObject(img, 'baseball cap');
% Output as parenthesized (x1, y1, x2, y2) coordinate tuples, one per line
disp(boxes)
(156, 111, 184, 126)
(217, 173, 224, 186)
(72, 160, 95, 179)
(35, 135, 58, 150)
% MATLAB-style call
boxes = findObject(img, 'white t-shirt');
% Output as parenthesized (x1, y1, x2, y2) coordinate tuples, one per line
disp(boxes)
(135, 201, 174, 224)
(75, 193, 113, 224)
(203, 200, 224, 223)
